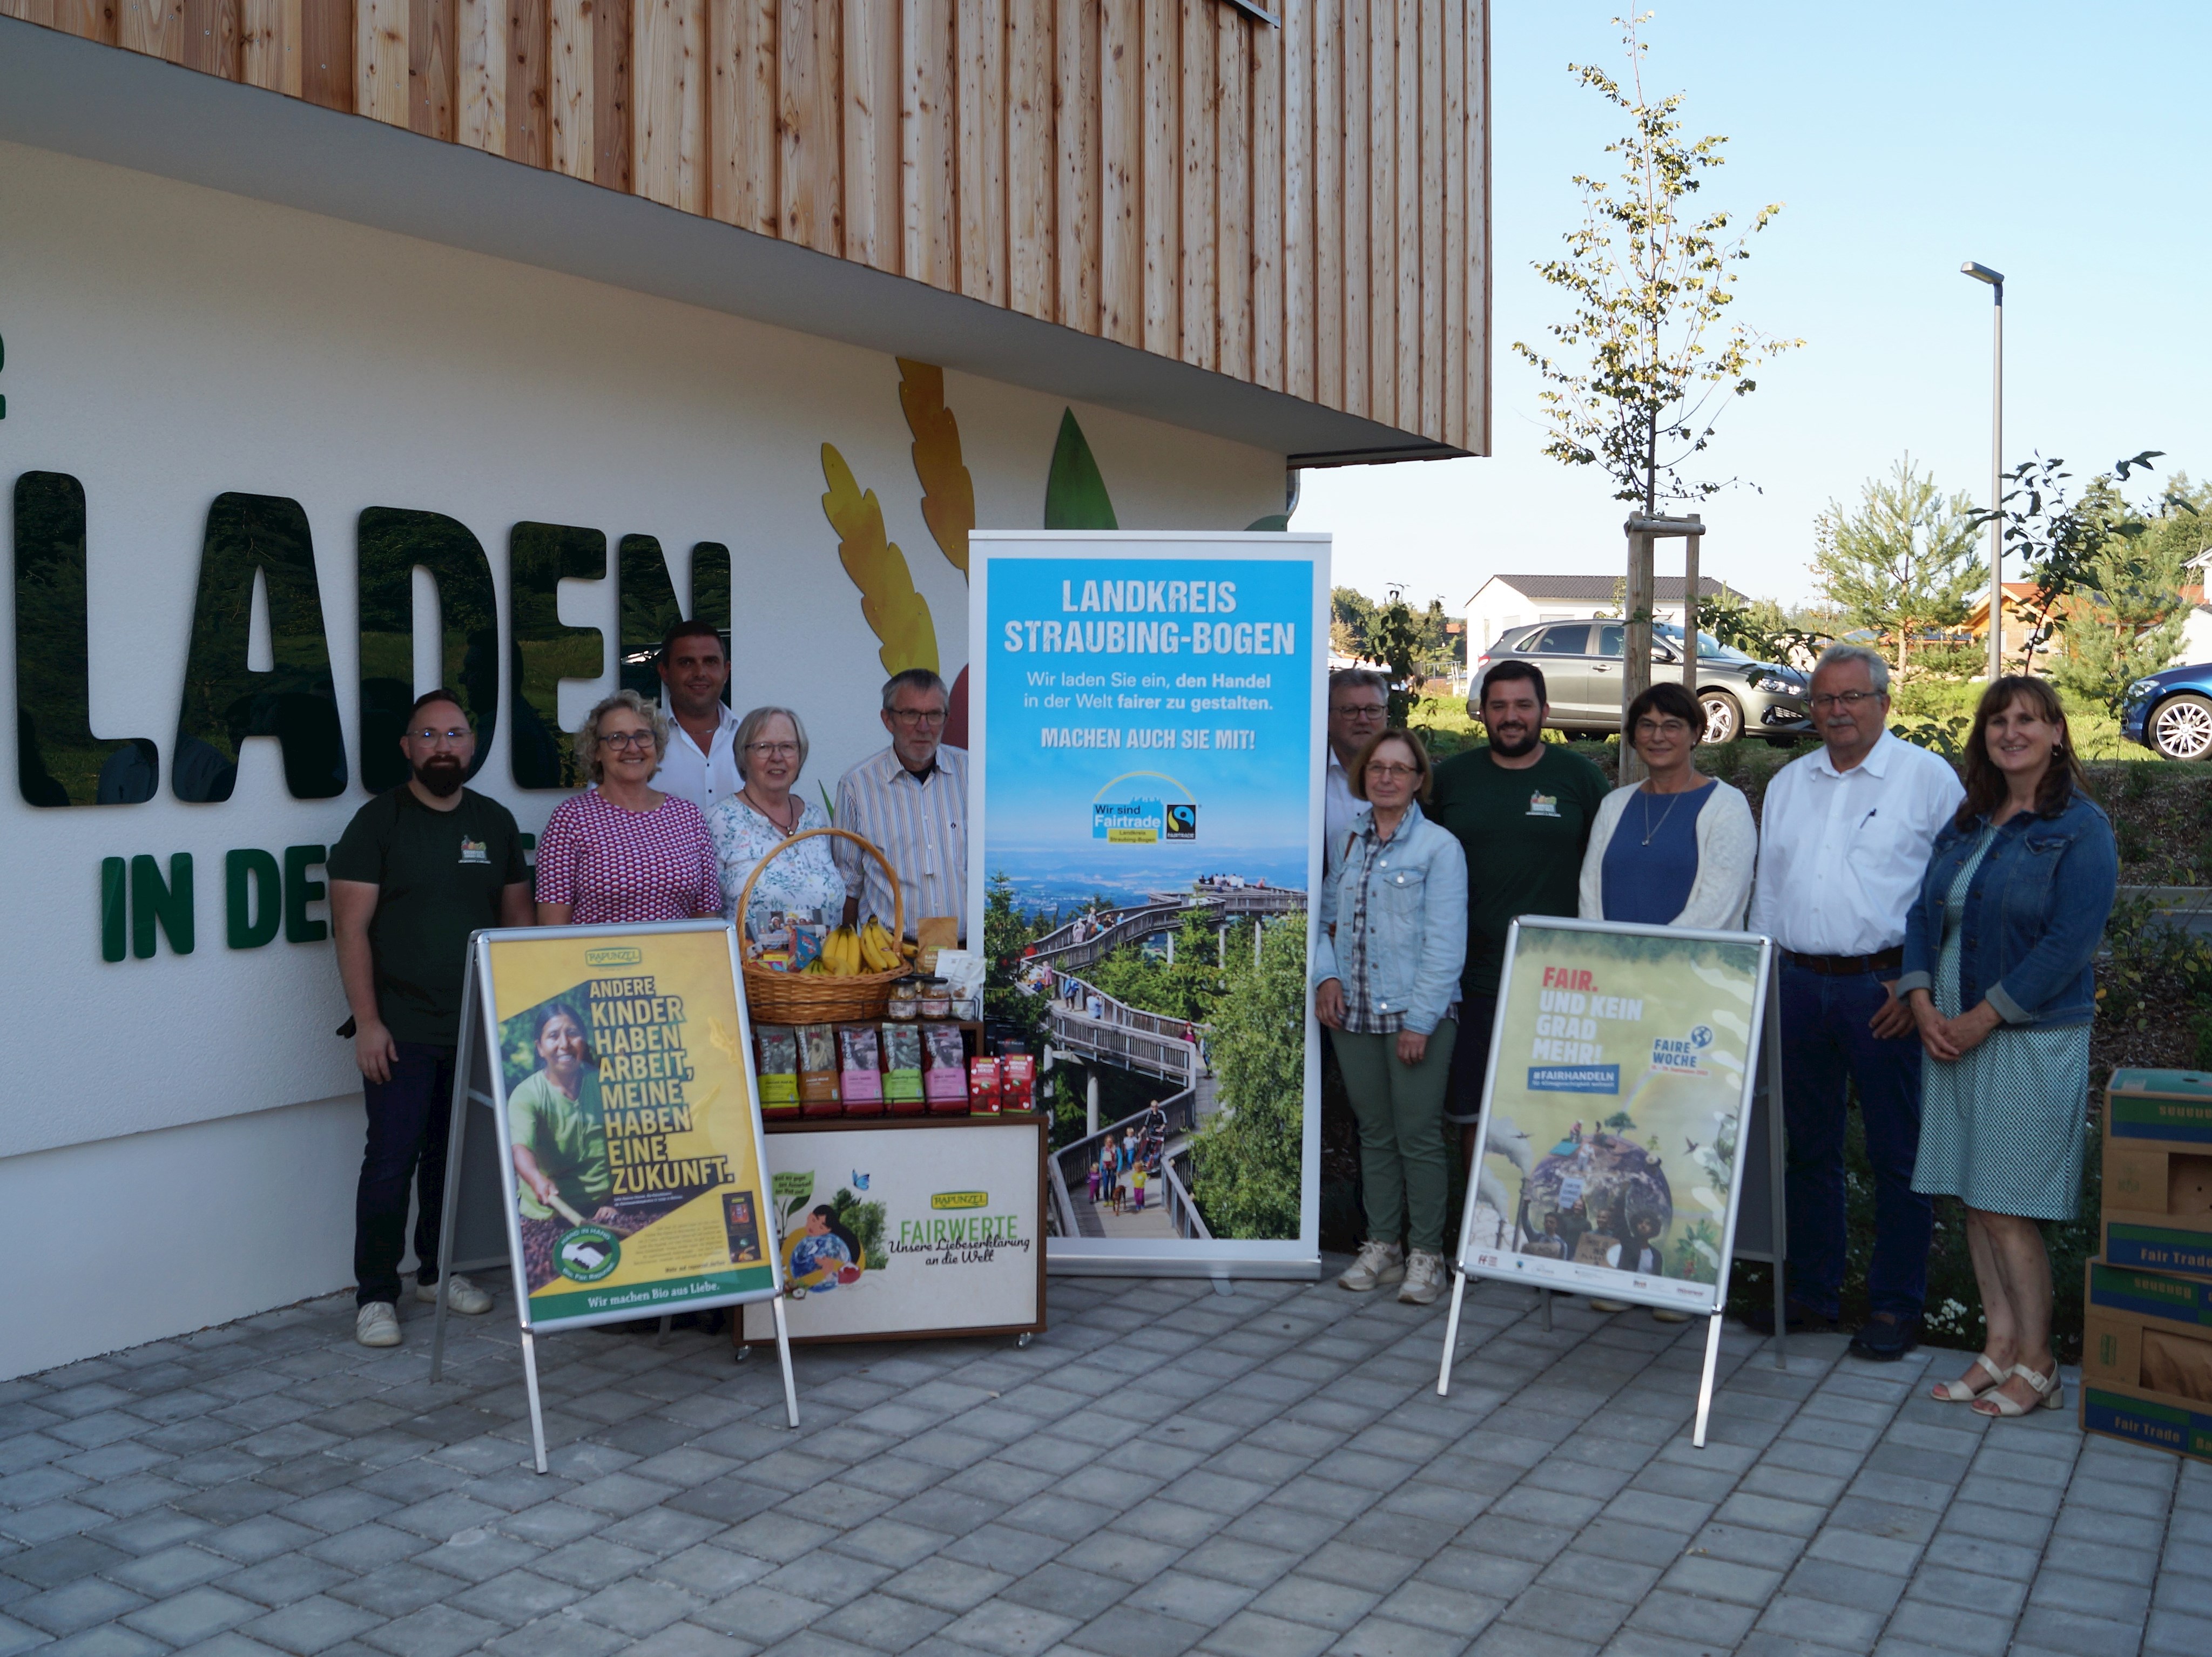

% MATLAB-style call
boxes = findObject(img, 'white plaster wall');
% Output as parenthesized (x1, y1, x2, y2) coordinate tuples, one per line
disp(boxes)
(0, 140, 1280, 1375)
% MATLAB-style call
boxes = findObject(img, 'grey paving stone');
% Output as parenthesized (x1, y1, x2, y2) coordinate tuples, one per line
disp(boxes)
(1247, 1577, 1382, 1634)
(122, 1584, 261, 1644)
(2146, 1607, 2212, 1656)
(239, 1592, 387, 1654)
(1065, 1605, 1209, 1657)
(883, 1558, 1022, 1615)
(359, 1602, 504, 1657)
(482, 1612, 631, 1657)
(2008, 1605, 2146, 1657)
(1623, 1588, 1756, 1645)
(1500, 1581, 1628, 1643)
(1876, 1600, 2011, 1657)
(941, 1599, 1084, 1657)
(15, 1574, 151, 1635)
(625, 1625, 761, 1657)
(1196, 1609, 1338, 1657)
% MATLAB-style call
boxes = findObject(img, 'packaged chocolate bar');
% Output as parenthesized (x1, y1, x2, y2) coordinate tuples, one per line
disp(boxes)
(881, 1022, 926, 1114)
(968, 1056, 1002, 1115)
(796, 1022, 841, 1114)
(923, 1022, 968, 1112)
(837, 1023, 884, 1115)
(754, 1025, 801, 1119)
(1000, 1052, 1036, 1113)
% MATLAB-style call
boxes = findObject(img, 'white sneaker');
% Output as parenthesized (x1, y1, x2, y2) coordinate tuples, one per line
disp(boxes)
(354, 1301, 402, 1348)
(1338, 1241, 1405, 1292)
(416, 1275, 493, 1315)
(1398, 1250, 1448, 1306)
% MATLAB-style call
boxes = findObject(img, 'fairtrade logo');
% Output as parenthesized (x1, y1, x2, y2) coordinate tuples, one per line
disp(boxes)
(585, 946, 644, 967)
(1164, 803, 1197, 840)
(931, 1191, 989, 1210)
(556, 1225, 622, 1283)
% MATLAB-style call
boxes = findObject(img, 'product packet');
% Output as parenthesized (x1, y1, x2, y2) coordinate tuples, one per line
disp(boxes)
(923, 1023, 969, 1112)
(837, 1024, 884, 1115)
(967, 1056, 1002, 1115)
(754, 1025, 801, 1119)
(1000, 1053, 1036, 1113)
(881, 1023, 926, 1114)
(796, 1023, 841, 1115)
(790, 910, 828, 973)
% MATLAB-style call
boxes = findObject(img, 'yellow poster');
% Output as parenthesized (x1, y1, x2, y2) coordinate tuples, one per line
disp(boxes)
(483, 925, 778, 1326)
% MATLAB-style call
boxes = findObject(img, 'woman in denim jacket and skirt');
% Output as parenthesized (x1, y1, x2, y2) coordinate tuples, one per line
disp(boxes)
(1313, 729, 1469, 1307)
(1896, 678, 2116, 1420)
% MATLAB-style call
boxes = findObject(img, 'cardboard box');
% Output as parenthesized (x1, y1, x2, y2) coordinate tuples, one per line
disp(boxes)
(2100, 1221, 2212, 1277)
(2080, 1259, 2212, 1464)
(2106, 1068, 2212, 1155)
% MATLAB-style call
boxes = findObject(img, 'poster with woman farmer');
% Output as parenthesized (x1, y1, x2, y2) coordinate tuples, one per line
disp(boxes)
(481, 923, 780, 1327)
(1456, 917, 1773, 1316)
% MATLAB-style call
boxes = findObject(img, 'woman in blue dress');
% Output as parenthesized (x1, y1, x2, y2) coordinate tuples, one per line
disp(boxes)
(1577, 681, 1757, 930)
(1897, 678, 2116, 1420)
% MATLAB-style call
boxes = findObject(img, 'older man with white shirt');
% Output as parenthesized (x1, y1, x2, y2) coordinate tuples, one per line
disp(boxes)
(1746, 642, 1964, 1362)
(1324, 669, 1389, 869)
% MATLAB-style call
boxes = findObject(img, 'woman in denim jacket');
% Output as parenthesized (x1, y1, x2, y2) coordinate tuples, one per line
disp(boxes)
(1313, 728, 1468, 1307)
(1896, 678, 2116, 1420)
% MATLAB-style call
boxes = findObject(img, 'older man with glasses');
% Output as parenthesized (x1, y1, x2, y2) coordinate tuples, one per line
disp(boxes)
(837, 668, 969, 943)
(1746, 643, 1964, 1361)
(1325, 669, 1390, 871)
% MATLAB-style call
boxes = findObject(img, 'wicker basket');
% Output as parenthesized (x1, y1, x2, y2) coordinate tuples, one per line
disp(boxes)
(738, 826, 907, 1024)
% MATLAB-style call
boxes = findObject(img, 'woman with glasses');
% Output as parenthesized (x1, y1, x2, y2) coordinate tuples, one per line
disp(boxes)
(1575, 681, 1757, 1318)
(705, 706, 845, 940)
(536, 690, 723, 925)
(1313, 728, 1468, 1307)
(1578, 681, 1757, 930)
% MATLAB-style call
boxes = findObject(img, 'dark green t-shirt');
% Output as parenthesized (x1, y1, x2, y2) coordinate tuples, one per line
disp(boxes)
(1428, 743, 1610, 998)
(328, 786, 529, 1046)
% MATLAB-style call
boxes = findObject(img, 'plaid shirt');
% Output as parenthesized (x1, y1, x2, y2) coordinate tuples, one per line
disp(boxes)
(1337, 813, 1402, 1036)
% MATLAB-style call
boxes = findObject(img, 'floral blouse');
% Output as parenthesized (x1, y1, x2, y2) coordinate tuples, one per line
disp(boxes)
(705, 794, 845, 938)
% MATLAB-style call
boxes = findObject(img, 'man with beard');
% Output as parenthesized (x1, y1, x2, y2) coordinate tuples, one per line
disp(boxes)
(331, 690, 533, 1348)
(1430, 661, 1608, 1167)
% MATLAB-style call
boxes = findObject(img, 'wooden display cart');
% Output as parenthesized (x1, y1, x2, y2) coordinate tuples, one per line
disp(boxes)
(737, 1108, 1049, 1349)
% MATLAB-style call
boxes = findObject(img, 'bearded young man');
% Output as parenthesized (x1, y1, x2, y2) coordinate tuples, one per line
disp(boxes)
(330, 689, 533, 1348)
(1429, 660, 1609, 1166)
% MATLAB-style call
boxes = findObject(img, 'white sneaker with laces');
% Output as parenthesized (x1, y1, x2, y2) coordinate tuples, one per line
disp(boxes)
(1337, 1241, 1405, 1291)
(416, 1275, 493, 1315)
(354, 1301, 402, 1348)
(1398, 1250, 1448, 1306)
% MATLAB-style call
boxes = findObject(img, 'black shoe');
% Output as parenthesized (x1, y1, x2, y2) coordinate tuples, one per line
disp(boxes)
(1849, 1311, 1921, 1361)
(1739, 1296, 1838, 1336)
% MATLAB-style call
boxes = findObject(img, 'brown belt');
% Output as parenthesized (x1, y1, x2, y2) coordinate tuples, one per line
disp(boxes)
(1783, 946, 1904, 976)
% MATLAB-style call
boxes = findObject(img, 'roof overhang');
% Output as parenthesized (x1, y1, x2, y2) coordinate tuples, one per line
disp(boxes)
(0, 18, 1462, 470)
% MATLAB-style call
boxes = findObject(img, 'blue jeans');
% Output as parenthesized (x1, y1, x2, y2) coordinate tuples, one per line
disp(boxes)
(354, 1041, 457, 1307)
(1779, 962, 1930, 1321)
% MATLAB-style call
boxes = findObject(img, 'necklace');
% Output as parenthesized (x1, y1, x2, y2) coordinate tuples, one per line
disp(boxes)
(745, 788, 799, 836)
(1640, 784, 1685, 846)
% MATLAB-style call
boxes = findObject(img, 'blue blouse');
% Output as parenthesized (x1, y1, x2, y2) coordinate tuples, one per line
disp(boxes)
(1600, 782, 1714, 924)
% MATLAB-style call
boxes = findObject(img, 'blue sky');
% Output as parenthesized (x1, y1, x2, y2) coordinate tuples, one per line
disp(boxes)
(1298, 2, 2212, 613)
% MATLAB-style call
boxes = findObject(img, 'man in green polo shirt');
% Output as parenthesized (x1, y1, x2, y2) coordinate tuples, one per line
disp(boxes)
(331, 689, 532, 1348)
(1428, 660, 1610, 1166)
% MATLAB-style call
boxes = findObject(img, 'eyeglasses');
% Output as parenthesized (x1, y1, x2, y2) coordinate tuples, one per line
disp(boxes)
(1633, 719, 1691, 739)
(1332, 704, 1386, 720)
(889, 708, 948, 727)
(745, 741, 800, 758)
(1365, 762, 1420, 780)
(599, 731, 658, 750)
(1810, 691, 1881, 711)
(409, 727, 471, 745)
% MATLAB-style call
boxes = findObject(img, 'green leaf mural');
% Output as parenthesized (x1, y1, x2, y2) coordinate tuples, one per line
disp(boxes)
(1044, 409, 1118, 530)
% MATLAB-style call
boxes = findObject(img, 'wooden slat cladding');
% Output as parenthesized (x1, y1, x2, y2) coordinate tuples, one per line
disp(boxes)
(15, 0, 1491, 455)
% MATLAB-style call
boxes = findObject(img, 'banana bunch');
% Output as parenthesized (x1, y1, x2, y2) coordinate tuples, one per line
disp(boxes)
(858, 916, 903, 972)
(795, 917, 906, 976)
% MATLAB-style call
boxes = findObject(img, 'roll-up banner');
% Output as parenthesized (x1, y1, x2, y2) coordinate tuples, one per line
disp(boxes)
(967, 531, 1330, 1279)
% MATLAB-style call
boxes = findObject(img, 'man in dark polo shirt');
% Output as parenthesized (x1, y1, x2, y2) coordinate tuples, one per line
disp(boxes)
(332, 689, 532, 1348)
(1428, 660, 1610, 1167)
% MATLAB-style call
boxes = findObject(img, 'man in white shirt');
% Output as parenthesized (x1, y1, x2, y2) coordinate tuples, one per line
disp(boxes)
(650, 620, 742, 815)
(1747, 643, 1964, 1361)
(836, 668, 968, 942)
(1325, 669, 1389, 869)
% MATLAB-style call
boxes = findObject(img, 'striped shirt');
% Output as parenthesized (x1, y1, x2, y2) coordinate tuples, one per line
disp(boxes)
(833, 745, 968, 941)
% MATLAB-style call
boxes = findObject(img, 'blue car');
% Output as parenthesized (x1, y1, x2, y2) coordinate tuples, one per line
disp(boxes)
(2122, 662, 2212, 761)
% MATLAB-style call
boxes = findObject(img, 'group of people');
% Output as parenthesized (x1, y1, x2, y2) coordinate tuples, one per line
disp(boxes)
(1314, 651, 2117, 1422)
(1087, 1102, 1170, 1216)
(332, 624, 968, 1349)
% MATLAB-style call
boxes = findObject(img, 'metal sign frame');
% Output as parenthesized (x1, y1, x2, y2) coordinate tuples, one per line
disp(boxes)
(1435, 915, 1787, 1446)
(428, 920, 799, 1468)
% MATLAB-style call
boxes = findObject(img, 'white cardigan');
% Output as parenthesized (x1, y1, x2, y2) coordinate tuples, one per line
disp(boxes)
(1577, 778, 1757, 930)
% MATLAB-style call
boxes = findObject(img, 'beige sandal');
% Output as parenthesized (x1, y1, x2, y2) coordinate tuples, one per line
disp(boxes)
(1932, 1352, 2007, 1403)
(1970, 1362, 2062, 1418)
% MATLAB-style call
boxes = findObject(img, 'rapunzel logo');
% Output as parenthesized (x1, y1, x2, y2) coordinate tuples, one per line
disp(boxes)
(586, 946, 644, 968)
(932, 1191, 989, 1210)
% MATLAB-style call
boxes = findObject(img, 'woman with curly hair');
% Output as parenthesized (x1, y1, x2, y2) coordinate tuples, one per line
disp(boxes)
(535, 689, 723, 925)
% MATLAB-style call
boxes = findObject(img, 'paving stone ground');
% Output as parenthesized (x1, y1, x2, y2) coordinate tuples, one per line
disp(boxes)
(2, 1268, 2206, 1657)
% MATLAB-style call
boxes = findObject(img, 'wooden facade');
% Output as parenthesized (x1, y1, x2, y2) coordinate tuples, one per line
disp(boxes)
(1, 1, 1489, 454)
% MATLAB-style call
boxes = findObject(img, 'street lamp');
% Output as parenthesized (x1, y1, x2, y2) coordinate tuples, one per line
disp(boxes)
(1962, 261, 2004, 682)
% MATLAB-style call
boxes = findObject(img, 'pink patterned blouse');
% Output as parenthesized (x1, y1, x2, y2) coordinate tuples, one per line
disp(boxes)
(534, 791, 724, 925)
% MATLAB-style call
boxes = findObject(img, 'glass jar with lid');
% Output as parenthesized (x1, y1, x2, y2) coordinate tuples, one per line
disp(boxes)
(888, 976, 922, 1019)
(917, 977, 952, 1020)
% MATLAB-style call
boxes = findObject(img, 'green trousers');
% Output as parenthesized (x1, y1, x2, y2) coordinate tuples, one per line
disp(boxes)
(1333, 1020, 1458, 1256)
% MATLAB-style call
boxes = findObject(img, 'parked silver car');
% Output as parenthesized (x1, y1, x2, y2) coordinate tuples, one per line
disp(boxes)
(1468, 620, 1813, 745)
